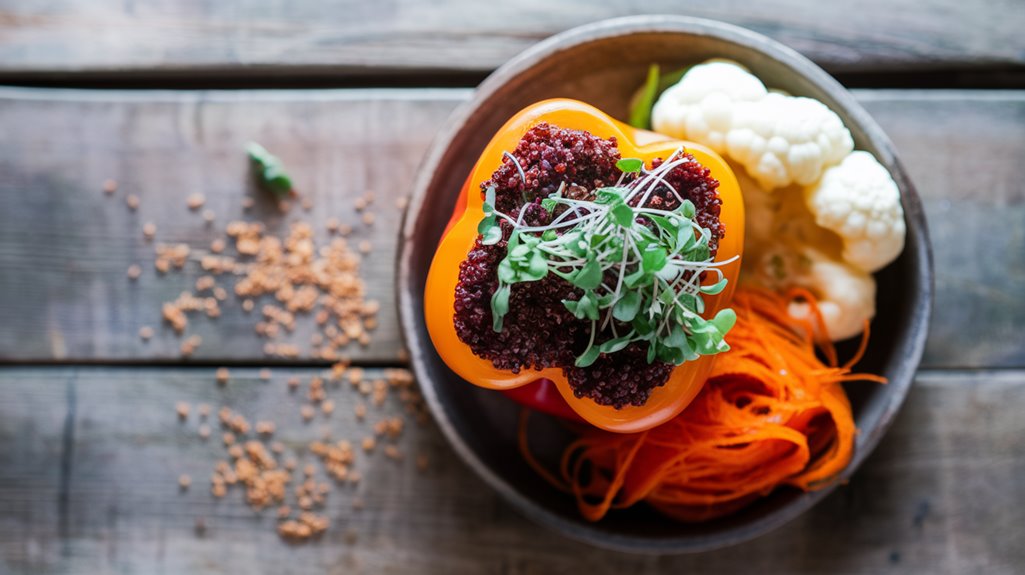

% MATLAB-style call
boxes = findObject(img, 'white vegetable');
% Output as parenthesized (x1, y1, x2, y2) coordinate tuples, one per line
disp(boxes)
(786, 248, 876, 341)
(805, 151, 906, 272)
(651, 60, 767, 153)
(726, 93, 854, 189)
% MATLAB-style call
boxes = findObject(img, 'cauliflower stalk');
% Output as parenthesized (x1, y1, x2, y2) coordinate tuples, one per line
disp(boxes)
(805, 151, 906, 273)
(786, 247, 876, 341)
(735, 169, 874, 341)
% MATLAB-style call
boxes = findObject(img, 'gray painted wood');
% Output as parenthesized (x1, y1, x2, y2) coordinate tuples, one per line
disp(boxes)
(0, 88, 1022, 367)
(0, 366, 1020, 573)
(0, 0, 1022, 77)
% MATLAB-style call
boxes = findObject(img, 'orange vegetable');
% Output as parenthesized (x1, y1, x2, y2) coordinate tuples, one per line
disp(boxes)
(519, 287, 885, 522)
(424, 99, 745, 432)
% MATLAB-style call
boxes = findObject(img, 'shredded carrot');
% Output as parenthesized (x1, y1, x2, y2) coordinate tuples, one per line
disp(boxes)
(519, 287, 885, 522)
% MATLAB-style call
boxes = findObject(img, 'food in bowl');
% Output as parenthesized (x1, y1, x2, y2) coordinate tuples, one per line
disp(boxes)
(423, 59, 905, 522)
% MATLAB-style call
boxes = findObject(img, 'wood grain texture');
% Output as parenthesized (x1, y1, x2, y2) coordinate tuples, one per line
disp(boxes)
(0, 0, 1023, 77)
(0, 88, 1023, 367)
(0, 88, 468, 363)
(0, 366, 1020, 573)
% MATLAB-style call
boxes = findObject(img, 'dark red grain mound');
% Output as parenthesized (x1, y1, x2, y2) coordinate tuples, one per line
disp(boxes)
(452, 123, 724, 409)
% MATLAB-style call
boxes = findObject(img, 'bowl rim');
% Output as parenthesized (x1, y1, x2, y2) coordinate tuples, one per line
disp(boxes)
(397, 14, 933, 554)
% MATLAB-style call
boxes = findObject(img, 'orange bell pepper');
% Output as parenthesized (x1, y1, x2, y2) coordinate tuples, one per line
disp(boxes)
(424, 98, 744, 433)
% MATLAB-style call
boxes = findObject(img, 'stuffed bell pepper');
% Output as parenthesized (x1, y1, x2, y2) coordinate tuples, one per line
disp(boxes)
(424, 98, 744, 433)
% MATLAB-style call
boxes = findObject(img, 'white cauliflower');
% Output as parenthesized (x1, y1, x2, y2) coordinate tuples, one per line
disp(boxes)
(786, 248, 876, 341)
(805, 151, 906, 272)
(651, 60, 767, 153)
(726, 93, 854, 189)
(753, 244, 876, 341)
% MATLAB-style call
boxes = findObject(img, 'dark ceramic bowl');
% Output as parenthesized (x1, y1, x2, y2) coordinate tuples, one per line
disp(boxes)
(397, 16, 932, 553)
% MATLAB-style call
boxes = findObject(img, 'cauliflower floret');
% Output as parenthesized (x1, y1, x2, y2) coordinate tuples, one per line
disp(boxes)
(786, 248, 876, 341)
(805, 151, 906, 272)
(651, 60, 767, 153)
(726, 93, 854, 190)
(752, 244, 875, 341)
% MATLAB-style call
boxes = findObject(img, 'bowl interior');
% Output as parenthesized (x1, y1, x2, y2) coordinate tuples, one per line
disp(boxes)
(399, 16, 931, 553)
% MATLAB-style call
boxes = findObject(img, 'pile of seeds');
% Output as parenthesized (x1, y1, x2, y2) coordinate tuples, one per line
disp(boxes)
(108, 181, 389, 361)
(176, 365, 429, 543)
(105, 173, 424, 543)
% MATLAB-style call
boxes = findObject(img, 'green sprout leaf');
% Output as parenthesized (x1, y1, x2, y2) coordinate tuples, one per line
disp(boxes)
(491, 285, 511, 332)
(575, 344, 602, 368)
(610, 203, 635, 227)
(616, 158, 645, 173)
(700, 277, 728, 295)
(247, 142, 294, 199)
(612, 291, 642, 322)
(572, 259, 603, 290)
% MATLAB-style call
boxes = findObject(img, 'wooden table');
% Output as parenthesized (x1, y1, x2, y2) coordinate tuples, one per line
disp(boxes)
(1, 2, 1023, 573)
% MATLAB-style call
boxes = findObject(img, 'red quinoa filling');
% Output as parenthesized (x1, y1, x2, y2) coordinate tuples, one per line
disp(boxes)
(453, 123, 724, 408)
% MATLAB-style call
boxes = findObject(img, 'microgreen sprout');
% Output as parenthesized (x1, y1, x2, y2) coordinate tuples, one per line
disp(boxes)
(247, 142, 294, 199)
(479, 149, 737, 368)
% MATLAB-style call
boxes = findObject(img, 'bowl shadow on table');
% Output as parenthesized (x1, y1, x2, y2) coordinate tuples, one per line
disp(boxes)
(401, 17, 931, 553)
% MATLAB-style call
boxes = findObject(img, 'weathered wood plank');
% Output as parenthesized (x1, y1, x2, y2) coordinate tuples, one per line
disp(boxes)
(0, 1, 1023, 77)
(0, 88, 468, 363)
(0, 88, 1023, 367)
(0, 366, 1021, 573)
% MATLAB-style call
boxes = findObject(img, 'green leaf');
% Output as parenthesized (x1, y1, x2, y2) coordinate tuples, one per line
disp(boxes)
(541, 197, 558, 214)
(648, 215, 679, 238)
(247, 142, 294, 199)
(485, 186, 496, 209)
(575, 345, 602, 368)
(700, 277, 728, 295)
(610, 203, 635, 227)
(595, 187, 626, 205)
(477, 214, 494, 234)
(642, 247, 668, 273)
(580, 292, 600, 321)
(625, 267, 650, 289)
(482, 224, 503, 246)
(612, 291, 642, 322)
(541, 229, 557, 242)
(525, 251, 549, 280)
(664, 324, 690, 352)
(657, 345, 684, 365)
(509, 244, 531, 260)
(572, 259, 603, 290)
(646, 341, 658, 363)
(491, 286, 510, 332)
(507, 230, 521, 252)
(712, 308, 737, 335)
(677, 227, 697, 252)
(599, 335, 634, 354)
(616, 158, 644, 173)
(628, 64, 660, 130)
(564, 293, 598, 321)
(497, 259, 517, 283)
(679, 199, 696, 219)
